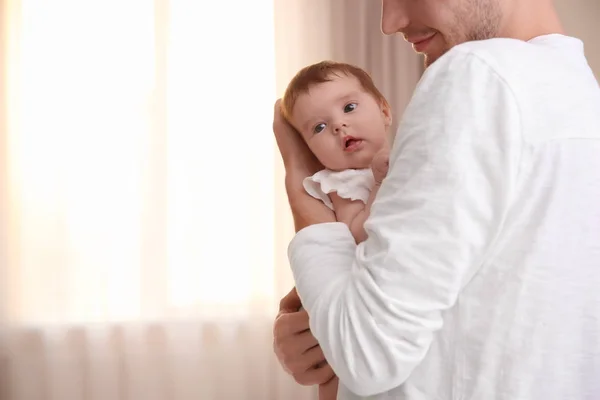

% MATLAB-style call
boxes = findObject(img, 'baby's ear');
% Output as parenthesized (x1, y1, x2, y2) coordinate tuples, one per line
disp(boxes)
(381, 102, 392, 128)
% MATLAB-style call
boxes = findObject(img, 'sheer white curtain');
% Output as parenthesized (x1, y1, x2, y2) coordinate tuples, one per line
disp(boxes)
(0, 0, 303, 399)
(2, 0, 279, 325)
(1, 0, 422, 399)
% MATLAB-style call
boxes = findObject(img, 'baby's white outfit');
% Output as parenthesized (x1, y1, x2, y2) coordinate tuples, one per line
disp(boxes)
(303, 168, 375, 210)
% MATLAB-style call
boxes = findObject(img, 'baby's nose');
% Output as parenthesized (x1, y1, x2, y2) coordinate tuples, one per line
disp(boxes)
(334, 123, 347, 134)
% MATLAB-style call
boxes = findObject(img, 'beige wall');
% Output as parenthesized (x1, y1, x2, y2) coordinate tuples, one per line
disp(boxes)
(556, 0, 600, 79)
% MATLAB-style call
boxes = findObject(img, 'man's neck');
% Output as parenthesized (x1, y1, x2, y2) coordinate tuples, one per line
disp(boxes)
(501, 0, 565, 41)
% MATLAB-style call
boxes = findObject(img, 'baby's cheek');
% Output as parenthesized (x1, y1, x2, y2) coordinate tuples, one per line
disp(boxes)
(314, 145, 346, 169)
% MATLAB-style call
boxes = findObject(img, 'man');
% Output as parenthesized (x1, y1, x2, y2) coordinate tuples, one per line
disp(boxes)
(273, 0, 600, 399)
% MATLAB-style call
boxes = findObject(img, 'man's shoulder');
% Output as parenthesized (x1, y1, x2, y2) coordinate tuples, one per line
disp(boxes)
(422, 35, 586, 92)
(417, 39, 523, 90)
(449, 37, 531, 58)
(429, 38, 532, 78)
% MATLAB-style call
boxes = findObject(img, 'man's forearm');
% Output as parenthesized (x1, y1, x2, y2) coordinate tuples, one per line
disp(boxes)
(286, 178, 336, 232)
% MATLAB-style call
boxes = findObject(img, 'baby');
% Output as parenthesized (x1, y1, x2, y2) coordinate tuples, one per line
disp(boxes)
(281, 61, 392, 243)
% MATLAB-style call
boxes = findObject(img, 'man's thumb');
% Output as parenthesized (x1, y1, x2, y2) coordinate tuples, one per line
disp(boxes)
(279, 287, 302, 312)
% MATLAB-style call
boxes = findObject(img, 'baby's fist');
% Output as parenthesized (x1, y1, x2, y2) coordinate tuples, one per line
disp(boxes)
(371, 148, 390, 185)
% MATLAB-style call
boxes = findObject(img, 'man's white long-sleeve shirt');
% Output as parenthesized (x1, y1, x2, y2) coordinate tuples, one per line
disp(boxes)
(289, 35, 600, 399)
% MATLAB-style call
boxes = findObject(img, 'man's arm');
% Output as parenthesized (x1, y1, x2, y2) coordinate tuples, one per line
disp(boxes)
(271, 98, 337, 231)
(271, 101, 339, 398)
(287, 49, 524, 396)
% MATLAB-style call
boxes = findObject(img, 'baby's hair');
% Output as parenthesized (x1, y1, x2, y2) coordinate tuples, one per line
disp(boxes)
(281, 61, 390, 124)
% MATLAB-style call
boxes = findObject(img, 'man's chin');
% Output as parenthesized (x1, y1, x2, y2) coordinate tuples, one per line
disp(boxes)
(423, 52, 437, 68)
(424, 51, 444, 68)
(423, 45, 453, 68)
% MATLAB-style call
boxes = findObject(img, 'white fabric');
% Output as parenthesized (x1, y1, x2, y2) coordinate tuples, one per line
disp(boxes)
(1, 0, 421, 398)
(1, 1, 313, 400)
(289, 35, 600, 399)
(303, 169, 375, 210)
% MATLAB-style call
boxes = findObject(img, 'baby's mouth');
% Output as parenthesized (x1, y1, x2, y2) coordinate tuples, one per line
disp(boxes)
(343, 136, 364, 152)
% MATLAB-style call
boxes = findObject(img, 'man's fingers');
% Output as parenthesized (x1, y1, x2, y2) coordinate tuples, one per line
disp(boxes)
(293, 361, 335, 386)
(278, 341, 323, 376)
(273, 309, 310, 338)
(273, 98, 285, 123)
(298, 343, 327, 371)
(372, 149, 391, 184)
(318, 376, 339, 400)
(297, 332, 320, 355)
(272, 99, 301, 143)
(274, 328, 318, 362)
(272, 99, 324, 175)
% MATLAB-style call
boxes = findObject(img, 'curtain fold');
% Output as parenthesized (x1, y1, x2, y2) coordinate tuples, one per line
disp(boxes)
(1, 0, 421, 399)
(1, 321, 308, 400)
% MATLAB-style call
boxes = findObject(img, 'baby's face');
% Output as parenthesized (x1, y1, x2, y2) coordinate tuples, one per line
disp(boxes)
(291, 74, 391, 171)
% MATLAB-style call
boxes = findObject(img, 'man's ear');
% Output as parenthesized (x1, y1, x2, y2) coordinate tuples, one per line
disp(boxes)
(381, 103, 392, 128)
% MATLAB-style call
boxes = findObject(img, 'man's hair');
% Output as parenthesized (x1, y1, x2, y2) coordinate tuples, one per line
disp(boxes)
(281, 60, 390, 123)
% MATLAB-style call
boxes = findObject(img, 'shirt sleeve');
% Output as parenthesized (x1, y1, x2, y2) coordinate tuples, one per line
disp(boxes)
(288, 48, 524, 397)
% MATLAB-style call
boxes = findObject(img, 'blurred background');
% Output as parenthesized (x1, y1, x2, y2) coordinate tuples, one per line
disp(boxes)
(0, 0, 598, 399)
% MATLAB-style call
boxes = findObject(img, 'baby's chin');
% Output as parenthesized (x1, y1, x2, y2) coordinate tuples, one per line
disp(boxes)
(322, 153, 376, 171)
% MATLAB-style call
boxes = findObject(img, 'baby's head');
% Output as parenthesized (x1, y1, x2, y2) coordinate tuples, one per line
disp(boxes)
(282, 61, 392, 171)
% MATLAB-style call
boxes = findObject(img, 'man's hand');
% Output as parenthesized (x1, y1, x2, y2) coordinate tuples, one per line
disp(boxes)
(272, 99, 336, 231)
(273, 287, 336, 386)
(272, 99, 322, 179)
(371, 147, 390, 185)
(318, 376, 339, 400)
(273, 104, 340, 394)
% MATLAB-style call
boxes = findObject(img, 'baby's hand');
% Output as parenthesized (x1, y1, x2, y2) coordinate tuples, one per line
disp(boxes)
(371, 148, 390, 185)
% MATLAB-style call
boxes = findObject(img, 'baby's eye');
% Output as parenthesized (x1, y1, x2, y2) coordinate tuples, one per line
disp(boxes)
(314, 123, 326, 134)
(344, 103, 357, 113)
